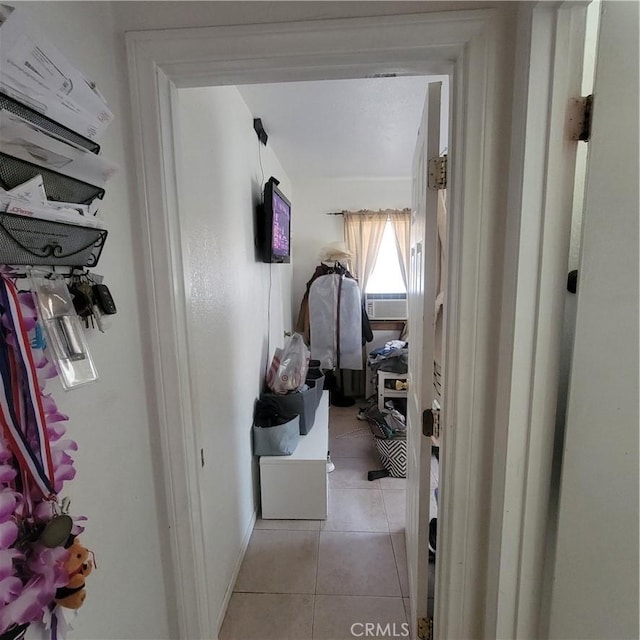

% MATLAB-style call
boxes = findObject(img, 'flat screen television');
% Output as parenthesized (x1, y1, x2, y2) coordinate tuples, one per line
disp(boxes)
(261, 177, 291, 263)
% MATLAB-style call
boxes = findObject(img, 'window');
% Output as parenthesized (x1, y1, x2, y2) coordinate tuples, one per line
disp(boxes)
(344, 209, 410, 297)
(366, 220, 407, 294)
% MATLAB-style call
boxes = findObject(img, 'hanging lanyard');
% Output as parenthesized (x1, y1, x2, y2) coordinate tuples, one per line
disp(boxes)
(0, 276, 55, 499)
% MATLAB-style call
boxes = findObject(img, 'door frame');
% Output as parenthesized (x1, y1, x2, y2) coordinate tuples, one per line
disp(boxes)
(125, 5, 585, 638)
(486, 3, 589, 638)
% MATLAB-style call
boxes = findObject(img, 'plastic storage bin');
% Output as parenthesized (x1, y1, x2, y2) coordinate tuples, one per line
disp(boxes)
(261, 384, 319, 435)
(305, 365, 325, 411)
(253, 415, 300, 456)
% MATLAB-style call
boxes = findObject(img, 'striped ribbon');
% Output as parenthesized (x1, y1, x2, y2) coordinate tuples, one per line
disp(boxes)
(51, 610, 59, 640)
(0, 276, 55, 499)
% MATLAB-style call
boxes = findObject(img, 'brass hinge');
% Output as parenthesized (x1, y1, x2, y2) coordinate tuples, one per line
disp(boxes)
(428, 154, 447, 190)
(568, 95, 593, 142)
(417, 616, 433, 640)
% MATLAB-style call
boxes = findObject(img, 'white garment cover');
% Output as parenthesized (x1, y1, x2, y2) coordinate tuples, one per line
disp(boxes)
(308, 274, 363, 370)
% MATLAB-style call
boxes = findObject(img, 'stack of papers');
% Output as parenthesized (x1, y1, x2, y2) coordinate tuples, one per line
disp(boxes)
(0, 174, 105, 229)
(0, 4, 113, 142)
(0, 0, 111, 276)
(0, 2, 117, 237)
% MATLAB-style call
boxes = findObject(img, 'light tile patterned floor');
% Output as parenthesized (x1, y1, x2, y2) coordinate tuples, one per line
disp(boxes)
(219, 404, 410, 640)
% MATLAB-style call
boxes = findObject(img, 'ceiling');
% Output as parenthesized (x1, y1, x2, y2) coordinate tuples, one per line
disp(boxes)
(237, 76, 447, 181)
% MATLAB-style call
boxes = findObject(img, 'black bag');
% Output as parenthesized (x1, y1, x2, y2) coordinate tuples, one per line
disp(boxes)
(259, 383, 320, 435)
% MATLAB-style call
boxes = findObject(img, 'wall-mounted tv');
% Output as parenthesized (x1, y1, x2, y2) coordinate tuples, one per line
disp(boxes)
(261, 177, 291, 263)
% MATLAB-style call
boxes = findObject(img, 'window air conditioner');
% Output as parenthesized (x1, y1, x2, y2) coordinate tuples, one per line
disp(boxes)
(365, 293, 408, 320)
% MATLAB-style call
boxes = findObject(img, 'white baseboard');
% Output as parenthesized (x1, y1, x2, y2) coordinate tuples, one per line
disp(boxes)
(214, 509, 257, 637)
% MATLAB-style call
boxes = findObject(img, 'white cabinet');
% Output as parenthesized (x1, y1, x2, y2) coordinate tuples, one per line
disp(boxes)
(259, 391, 329, 520)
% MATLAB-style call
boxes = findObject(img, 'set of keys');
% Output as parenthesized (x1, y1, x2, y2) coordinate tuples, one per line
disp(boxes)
(68, 275, 117, 332)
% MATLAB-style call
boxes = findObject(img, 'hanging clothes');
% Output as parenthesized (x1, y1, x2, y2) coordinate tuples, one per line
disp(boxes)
(295, 263, 372, 370)
(309, 273, 361, 370)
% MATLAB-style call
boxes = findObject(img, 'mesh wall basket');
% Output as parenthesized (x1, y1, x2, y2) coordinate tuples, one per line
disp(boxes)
(0, 212, 107, 267)
(0, 92, 100, 154)
(374, 436, 407, 478)
(0, 153, 105, 205)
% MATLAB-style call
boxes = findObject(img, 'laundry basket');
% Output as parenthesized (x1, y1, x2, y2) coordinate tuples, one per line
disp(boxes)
(374, 436, 407, 478)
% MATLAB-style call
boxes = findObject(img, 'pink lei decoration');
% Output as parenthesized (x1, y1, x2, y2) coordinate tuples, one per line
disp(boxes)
(0, 290, 84, 637)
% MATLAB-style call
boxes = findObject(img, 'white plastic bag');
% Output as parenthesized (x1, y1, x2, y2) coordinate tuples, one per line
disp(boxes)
(266, 333, 310, 394)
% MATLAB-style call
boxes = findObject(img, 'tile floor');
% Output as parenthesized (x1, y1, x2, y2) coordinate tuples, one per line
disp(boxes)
(220, 404, 410, 640)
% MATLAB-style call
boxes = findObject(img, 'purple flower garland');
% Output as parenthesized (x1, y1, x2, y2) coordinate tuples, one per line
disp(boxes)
(0, 290, 84, 636)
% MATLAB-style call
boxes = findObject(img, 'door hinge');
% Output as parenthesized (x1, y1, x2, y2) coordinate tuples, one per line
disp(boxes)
(568, 94, 593, 142)
(417, 616, 433, 640)
(428, 154, 447, 190)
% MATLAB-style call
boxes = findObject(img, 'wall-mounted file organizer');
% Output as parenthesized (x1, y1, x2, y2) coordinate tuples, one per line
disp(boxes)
(0, 92, 101, 154)
(0, 211, 107, 268)
(0, 153, 105, 205)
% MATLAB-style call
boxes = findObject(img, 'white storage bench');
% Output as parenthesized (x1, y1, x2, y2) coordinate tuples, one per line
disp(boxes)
(259, 390, 329, 520)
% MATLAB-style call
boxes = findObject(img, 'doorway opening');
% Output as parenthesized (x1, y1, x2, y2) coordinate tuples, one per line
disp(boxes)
(173, 73, 450, 638)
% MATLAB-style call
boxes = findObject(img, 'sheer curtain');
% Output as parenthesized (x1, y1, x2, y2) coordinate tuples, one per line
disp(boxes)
(389, 209, 411, 290)
(343, 211, 388, 293)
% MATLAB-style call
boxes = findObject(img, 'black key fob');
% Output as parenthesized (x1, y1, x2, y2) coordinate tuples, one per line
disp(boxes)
(93, 284, 117, 315)
(68, 285, 94, 318)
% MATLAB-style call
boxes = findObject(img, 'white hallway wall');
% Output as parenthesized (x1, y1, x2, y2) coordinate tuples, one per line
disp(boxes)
(16, 2, 515, 639)
(12, 3, 173, 639)
(176, 85, 292, 632)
